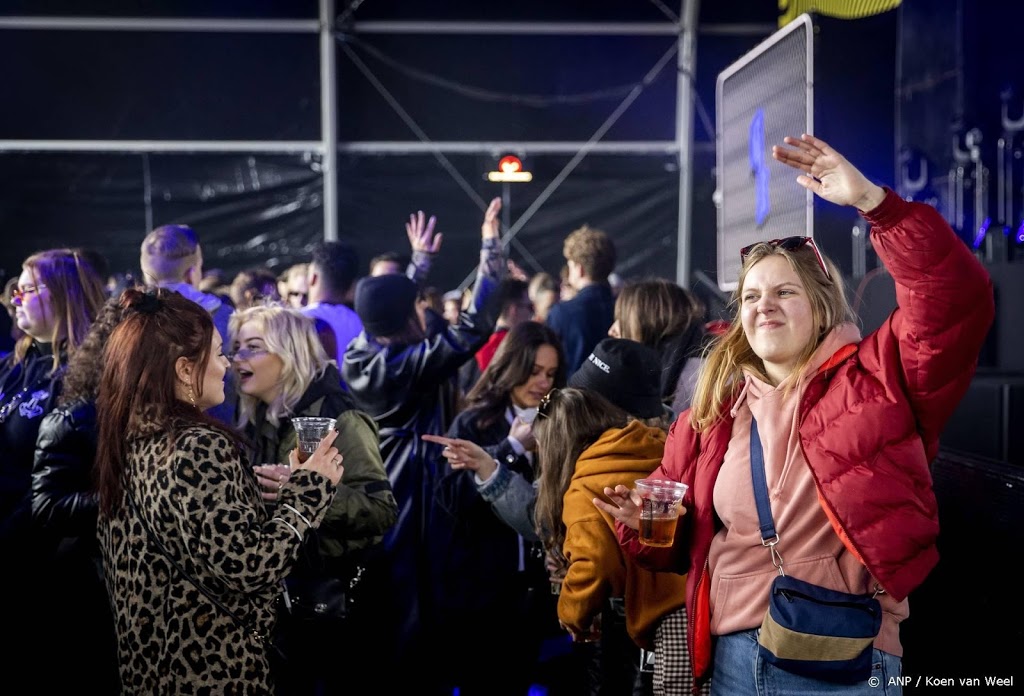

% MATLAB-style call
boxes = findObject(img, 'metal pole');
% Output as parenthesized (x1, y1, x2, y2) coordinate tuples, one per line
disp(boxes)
(347, 19, 772, 37)
(0, 140, 323, 153)
(141, 153, 153, 233)
(337, 141, 700, 154)
(320, 0, 339, 241)
(0, 16, 318, 32)
(675, 0, 699, 289)
(502, 182, 512, 234)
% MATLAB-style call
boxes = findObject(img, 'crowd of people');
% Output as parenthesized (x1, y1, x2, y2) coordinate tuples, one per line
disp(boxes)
(0, 135, 994, 696)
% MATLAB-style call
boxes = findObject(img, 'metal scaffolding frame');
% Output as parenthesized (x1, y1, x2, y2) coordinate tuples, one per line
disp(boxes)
(0, 3, 773, 285)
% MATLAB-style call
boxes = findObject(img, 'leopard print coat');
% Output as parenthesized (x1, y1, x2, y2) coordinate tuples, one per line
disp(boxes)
(98, 424, 335, 695)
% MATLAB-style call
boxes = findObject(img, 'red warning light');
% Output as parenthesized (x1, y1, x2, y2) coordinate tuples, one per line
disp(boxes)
(488, 155, 533, 182)
(498, 155, 523, 173)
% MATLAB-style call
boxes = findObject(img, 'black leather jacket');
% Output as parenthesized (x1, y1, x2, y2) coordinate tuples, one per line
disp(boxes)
(0, 342, 66, 555)
(31, 398, 99, 556)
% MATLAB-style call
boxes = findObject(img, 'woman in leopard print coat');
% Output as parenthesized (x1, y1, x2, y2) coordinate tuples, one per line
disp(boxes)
(95, 289, 344, 695)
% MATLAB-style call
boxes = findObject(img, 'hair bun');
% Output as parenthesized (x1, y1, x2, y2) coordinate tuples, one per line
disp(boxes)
(123, 289, 163, 315)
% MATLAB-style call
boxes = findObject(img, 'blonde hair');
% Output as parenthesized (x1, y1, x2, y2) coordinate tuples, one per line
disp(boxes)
(229, 305, 330, 428)
(689, 241, 855, 432)
(562, 225, 616, 282)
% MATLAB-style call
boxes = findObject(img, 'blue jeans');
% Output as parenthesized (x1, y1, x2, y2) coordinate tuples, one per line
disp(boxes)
(710, 629, 903, 696)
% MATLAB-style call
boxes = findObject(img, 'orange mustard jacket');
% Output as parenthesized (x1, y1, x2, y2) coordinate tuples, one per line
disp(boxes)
(560, 420, 687, 649)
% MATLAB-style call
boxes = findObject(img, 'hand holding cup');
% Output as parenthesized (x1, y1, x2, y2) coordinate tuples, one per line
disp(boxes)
(291, 428, 344, 485)
(253, 464, 292, 502)
(593, 484, 644, 531)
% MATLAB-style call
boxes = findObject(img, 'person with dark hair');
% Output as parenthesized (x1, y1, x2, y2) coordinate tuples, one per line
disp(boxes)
(303, 240, 363, 366)
(1, 276, 25, 356)
(458, 277, 533, 392)
(229, 266, 280, 311)
(279, 262, 309, 308)
(341, 198, 503, 688)
(0, 248, 106, 681)
(546, 225, 617, 372)
(598, 135, 994, 695)
(95, 288, 344, 694)
(369, 250, 411, 277)
(528, 271, 560, 323)
(424, 321, 565, 695)
(31, 296, 127, 694)
(609, 278, 709, 415)
(429, 338, 692, 696)
(450, 338, 673, 542)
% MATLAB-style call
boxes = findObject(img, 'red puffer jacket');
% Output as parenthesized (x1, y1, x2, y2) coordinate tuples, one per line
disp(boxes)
(617, 189, 995, 685)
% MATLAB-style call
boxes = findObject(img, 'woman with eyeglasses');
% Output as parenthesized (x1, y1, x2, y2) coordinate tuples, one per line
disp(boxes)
(0, 248, 105, 677)
(596, 135, 995, 696)
(229, 304, 397, 696)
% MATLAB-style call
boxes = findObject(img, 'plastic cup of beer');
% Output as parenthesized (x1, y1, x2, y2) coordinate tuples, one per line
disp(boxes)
(634, 478, 689, 547)
(291, 417, 337, 465)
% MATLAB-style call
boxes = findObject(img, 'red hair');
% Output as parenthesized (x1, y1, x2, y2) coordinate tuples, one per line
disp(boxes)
(95, 288, 239, 515)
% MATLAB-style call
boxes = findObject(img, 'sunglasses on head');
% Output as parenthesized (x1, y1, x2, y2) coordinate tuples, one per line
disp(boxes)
(537, 389, 559, 420)
(739, 236, 831, 281)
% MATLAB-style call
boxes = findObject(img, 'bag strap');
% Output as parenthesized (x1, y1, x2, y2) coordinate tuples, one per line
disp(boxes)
(749, 417, 785, 575)
(125, 489, 270, 642)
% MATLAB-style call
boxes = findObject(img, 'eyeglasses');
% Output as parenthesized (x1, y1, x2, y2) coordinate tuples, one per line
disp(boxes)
(739, 236, 831, 281)
(229, 346, 270, 361)
(10, 284, 47, 305)
(537, 389, 559, 420)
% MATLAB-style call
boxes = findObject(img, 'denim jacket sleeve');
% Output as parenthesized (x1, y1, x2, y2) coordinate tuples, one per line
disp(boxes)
(477, 464, 540, 541)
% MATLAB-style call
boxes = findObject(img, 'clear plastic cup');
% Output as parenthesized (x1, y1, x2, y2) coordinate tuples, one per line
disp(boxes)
(290, 417, 337, 464)
(634, 478, 689, 547)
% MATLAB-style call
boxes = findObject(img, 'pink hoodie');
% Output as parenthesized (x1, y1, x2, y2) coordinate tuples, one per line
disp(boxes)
(707, 322, 908, 656)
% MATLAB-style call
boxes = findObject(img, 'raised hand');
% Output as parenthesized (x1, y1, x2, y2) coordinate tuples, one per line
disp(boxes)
(592, 484, 644, 531)
(422, 433, 497, 479)
(506, 258, 529, 281)
(771, 134, 886, 213)
(406, 210, 443, 254)
(481, 197, 502, 240)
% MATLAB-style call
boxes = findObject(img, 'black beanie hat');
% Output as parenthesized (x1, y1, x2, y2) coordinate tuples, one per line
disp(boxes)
(568, 338, 665, 419)
(353, 274, 418, 337)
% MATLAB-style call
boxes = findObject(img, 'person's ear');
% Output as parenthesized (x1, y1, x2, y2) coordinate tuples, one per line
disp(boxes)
(174, 356, 193, 388)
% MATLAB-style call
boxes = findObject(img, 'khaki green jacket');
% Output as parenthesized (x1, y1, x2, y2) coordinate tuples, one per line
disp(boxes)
(248, 367, 397, 563)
